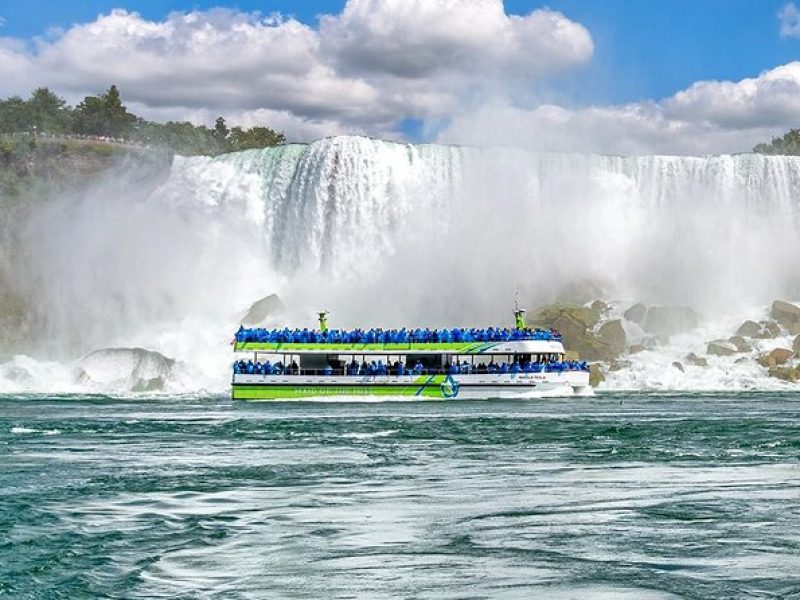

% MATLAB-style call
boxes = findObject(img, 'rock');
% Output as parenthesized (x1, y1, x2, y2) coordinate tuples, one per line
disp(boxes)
(671, 361, 685, 372)
(628, 344, 647, 355)
(609, 359, 631, 371)
(707, 340, 738, 356)
(623, 303, 647, 324)
(756, 348, 794, 368)
(794, 334, 800, 356)
(685, 353, 708, 367)
(763, 321, 781, 338)
(241, 293, 285, 326)
(768, 366, 800, 382)
(728, 336, 752, 353)
(736, 320, 762, 338)
(590, 300, 609, 315)
(597, 319, 627, 355)
(642, 306, 699, 338)
(529, 304, 617, 361)
(564, 350, 581, 361)
(588, 364, 605, 387)
(78, 348, 175, 391)
(771, 300, 800, 330)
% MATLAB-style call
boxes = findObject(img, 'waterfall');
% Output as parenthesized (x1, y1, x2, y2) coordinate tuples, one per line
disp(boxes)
(2, 135, 800, 392)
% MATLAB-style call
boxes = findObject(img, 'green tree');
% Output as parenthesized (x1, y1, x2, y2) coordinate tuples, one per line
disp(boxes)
(28, 88, 71, 133)
(0, 96, 30, 133)
(753, 128, 800, 155)
(227, 125, 285, 152)
(74, 85, 136, 138)
(213, 116, 229, 150)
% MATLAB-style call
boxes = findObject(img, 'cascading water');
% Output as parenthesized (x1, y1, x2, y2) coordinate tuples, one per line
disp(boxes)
(1, 135, 799, 393)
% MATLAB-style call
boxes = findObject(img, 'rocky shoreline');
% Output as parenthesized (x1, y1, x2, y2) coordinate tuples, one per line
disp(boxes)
(528, 296, 800, 387)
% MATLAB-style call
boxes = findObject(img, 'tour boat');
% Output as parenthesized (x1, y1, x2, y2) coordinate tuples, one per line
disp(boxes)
(231, 309, 590, 400)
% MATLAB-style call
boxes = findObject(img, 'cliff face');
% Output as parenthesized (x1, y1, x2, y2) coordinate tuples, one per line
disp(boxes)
(0, 135, 170, 198)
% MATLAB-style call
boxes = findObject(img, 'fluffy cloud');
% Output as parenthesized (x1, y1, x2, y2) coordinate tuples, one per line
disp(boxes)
(0, 2, 593, 140)
(439, 62, 800, 155)
(779, 2, 800, 38)
(320, 0, 592, 80)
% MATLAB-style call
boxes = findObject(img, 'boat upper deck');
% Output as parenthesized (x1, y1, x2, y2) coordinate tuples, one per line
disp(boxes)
(234, 326, 565, 355)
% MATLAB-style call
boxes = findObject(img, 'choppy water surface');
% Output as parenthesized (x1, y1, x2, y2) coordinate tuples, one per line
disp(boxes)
(2, 393, 800, 599)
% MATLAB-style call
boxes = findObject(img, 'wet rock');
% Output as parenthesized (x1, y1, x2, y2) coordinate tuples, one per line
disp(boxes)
(736, 320, 762, 338)
(671, 361, 685, 372)
(794, 335, 800, 356)
(241, 293, 286, 326)
(588, 364, 605, 387)
(707, 340, 737, 356)
(78, 347, 175, 391)
(757, 348, 794, 368)
(609, 359, 631, 371)
(597, 319, 627, 355)
(529, 304, 617, 360)
(771, 300, 800, 331)
(628, 344, 647, 355)
(623, 303, 647, 324)
(642, 306, 699, 338)
(685, 353, 708, 367)
(728, 336, 752, 353)
(768, 366, 800, 382)
(590, 300, 610, 315)
(762, 321, 782, 338)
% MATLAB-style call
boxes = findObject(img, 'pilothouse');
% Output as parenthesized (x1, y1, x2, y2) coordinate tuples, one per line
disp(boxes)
(231, 308, 590, 400)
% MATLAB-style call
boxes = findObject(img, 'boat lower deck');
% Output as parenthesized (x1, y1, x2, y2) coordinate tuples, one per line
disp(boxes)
(232, 372, 590, 400)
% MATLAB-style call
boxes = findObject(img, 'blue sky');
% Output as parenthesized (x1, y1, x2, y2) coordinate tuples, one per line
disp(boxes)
(1, 0, 799, 153)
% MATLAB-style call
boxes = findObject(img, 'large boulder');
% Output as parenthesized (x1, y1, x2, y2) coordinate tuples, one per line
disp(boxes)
(768, 366, 800, 382)
(623, 303, 647, 324)
(757, 348, 794, 368)
(685, 353, 708, 367)
(241, 293, 285, 326)
(529, 304, 616, 361)
(707, 340, 737, 356)
(728, 336, 753, 353)
(760, 321, 781, 339)
(597, 319, 627, 355)
(642, 306, 699, 338)
(736, 320, 762, 338)
(78, 348, 175, 392)
(588, 364, 605, 387)
(771, 300, 800, 332)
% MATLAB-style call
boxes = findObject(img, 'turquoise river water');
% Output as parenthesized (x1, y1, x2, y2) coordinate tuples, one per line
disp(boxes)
(1, 393, 799, 599)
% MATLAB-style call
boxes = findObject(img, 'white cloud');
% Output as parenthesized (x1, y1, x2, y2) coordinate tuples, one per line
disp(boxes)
(439, 62, 800, 155)
(779, 2, 800, 38)
(0, 2, 593, 140)
(320, 0, 593, 80)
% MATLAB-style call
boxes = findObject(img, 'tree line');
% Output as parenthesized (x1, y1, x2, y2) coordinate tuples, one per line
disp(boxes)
(753, 128, 800, 155)
(0, 86, 285, 156)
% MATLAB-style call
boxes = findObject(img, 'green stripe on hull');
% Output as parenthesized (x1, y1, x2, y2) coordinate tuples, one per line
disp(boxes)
(234, 342, 496, 353)
(232, 384, 447, 400)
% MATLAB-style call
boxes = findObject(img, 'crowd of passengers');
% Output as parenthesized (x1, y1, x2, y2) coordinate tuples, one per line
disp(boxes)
(233, 358, 589, 376)
(235, 325, 563, 344)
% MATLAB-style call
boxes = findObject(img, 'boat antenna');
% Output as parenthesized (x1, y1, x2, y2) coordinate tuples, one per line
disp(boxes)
(317, 310, 329, 332)
(513, 288, 526, 330)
